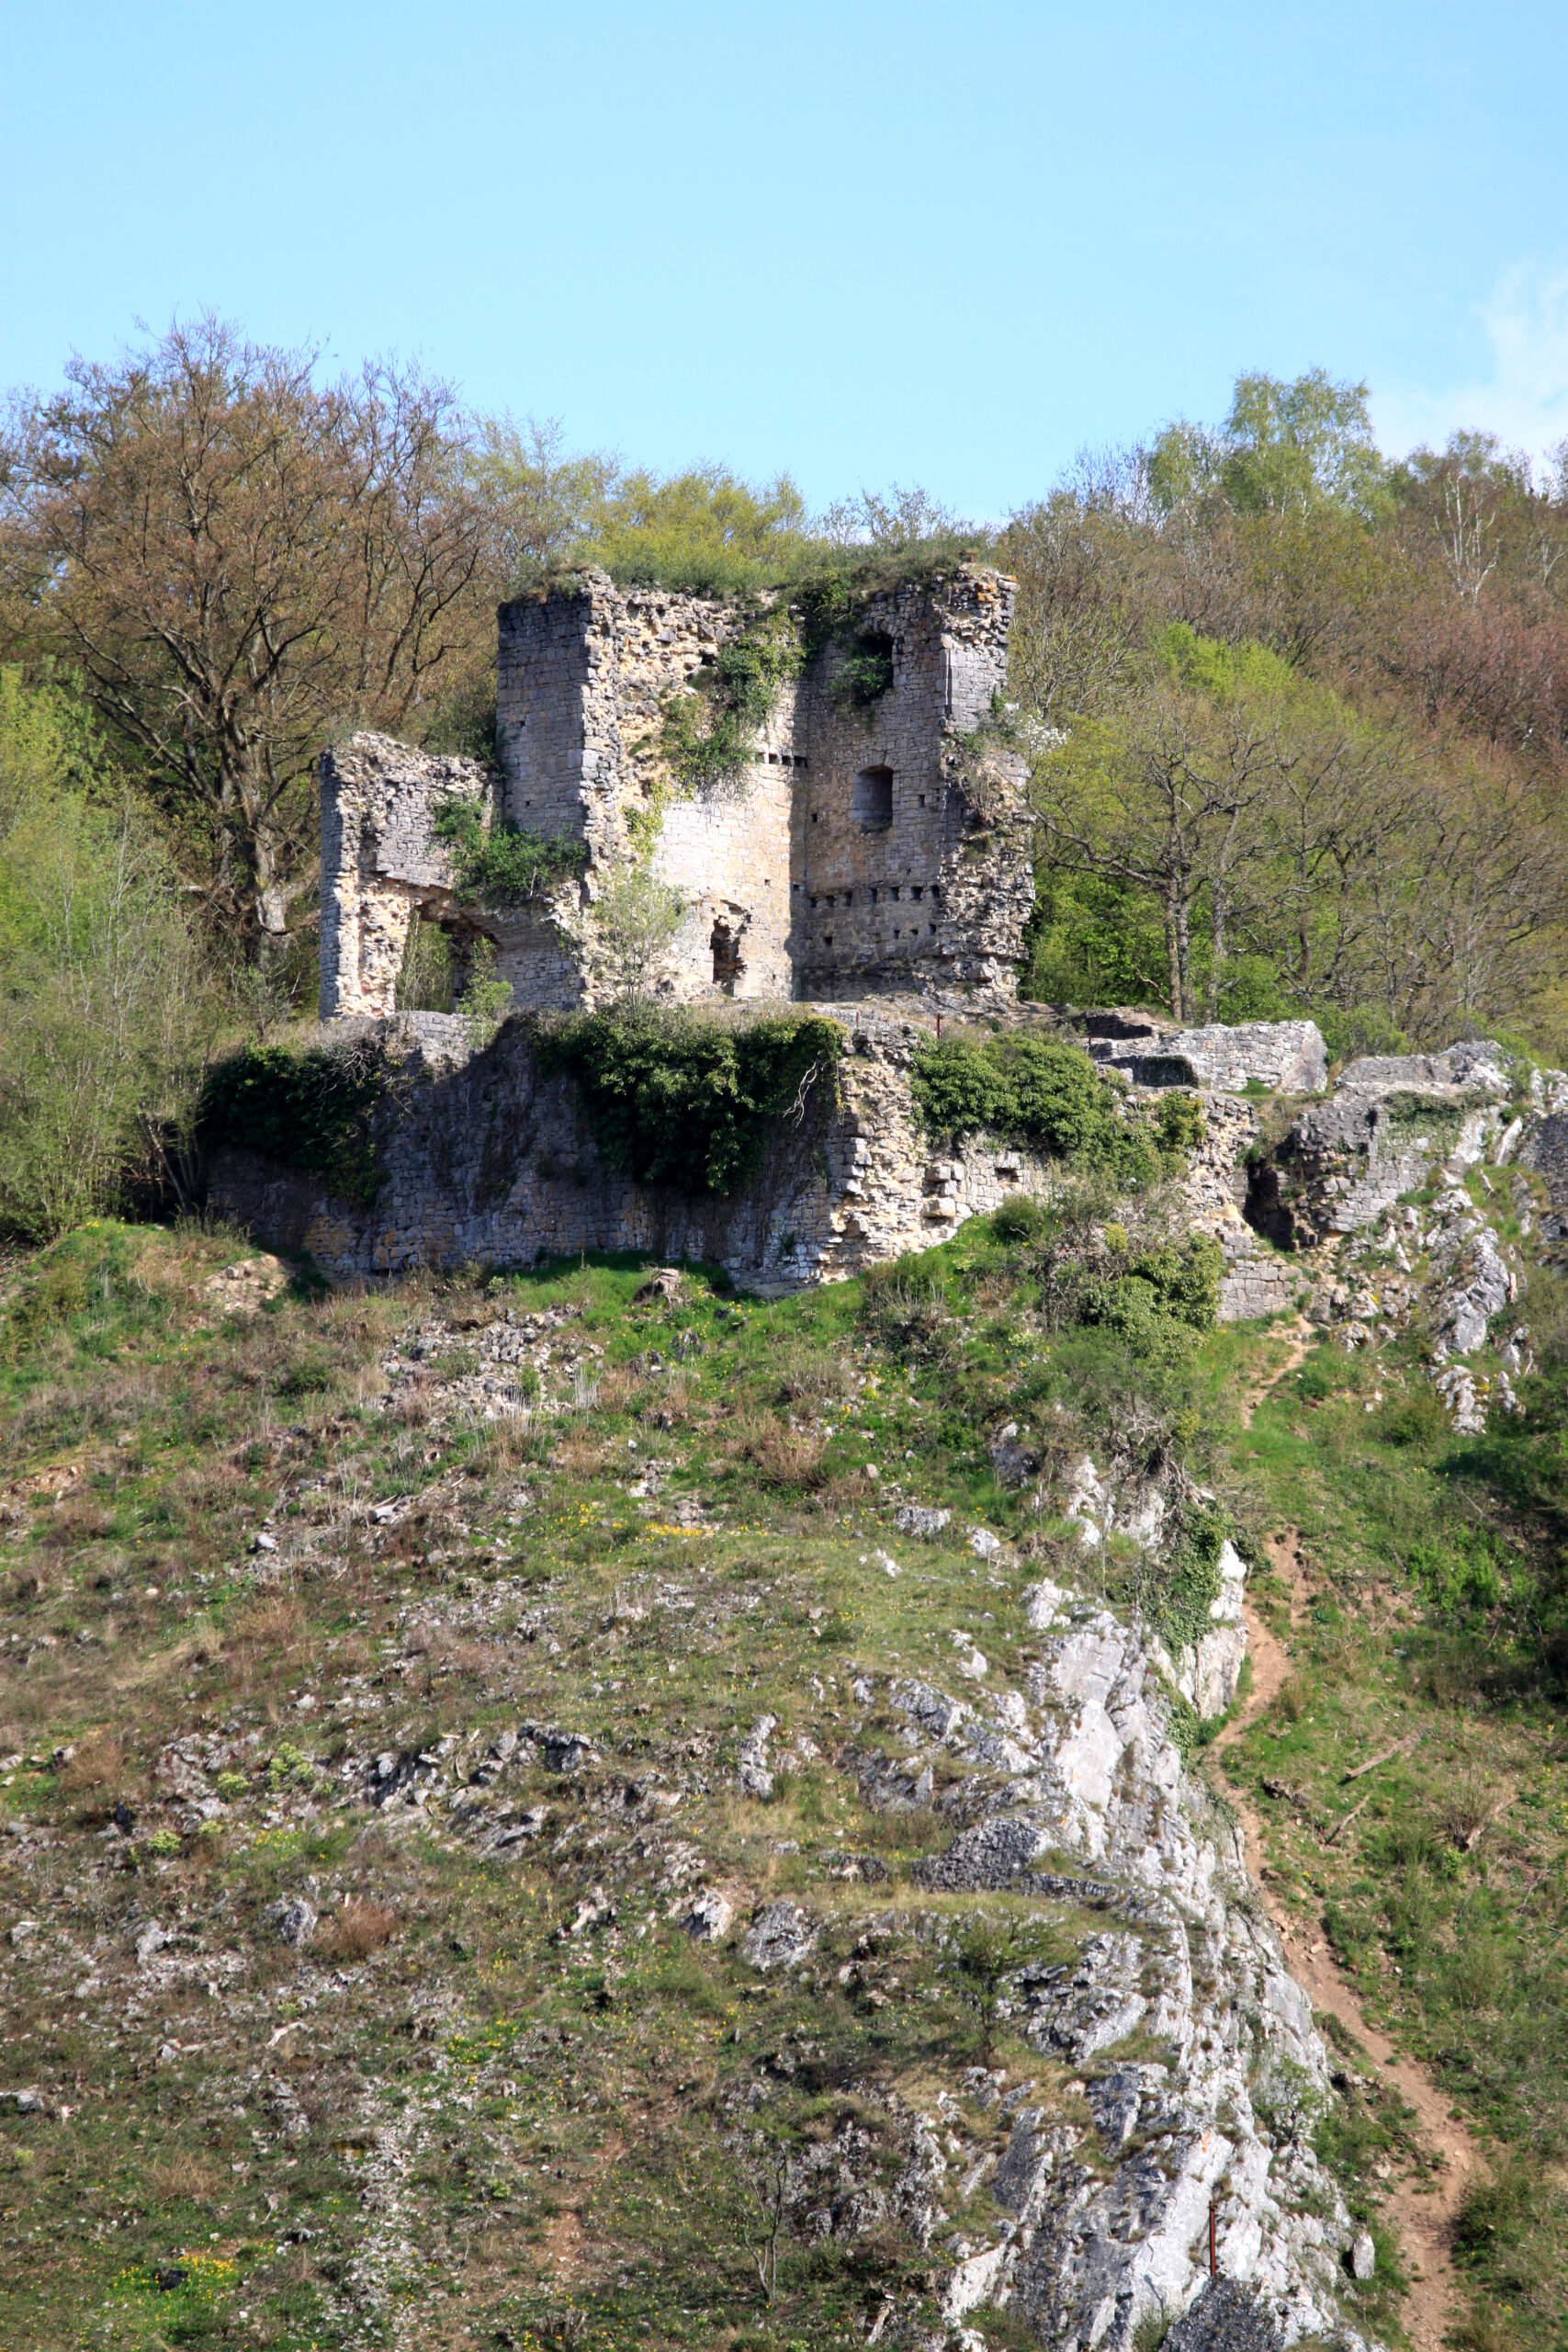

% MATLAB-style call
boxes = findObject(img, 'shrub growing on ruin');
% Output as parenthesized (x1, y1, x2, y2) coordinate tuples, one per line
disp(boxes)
(536, 1010, 842, 1195)
(198, 1041, 384, 1205)
(431, 794, 584, 903)
(829, 629, 896, 717)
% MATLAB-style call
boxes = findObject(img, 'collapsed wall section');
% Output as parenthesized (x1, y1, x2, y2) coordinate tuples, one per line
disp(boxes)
(319, 734, 498, 1020)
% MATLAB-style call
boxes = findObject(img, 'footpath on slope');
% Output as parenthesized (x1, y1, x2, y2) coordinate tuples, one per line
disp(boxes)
(1214, 1326, 1482, 2352)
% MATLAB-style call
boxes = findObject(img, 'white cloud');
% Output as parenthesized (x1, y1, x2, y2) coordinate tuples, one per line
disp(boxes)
(1371, 256, 1568, 468)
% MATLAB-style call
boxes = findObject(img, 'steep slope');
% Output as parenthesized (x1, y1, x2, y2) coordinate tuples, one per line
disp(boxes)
(3, 1031, 1567, 2352)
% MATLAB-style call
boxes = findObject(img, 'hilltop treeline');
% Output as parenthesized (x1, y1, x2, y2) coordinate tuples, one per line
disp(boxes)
(2, 322, 1566, 1234)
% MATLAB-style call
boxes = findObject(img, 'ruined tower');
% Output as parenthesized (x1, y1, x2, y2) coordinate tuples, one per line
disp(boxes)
(318, 563, 1033, 1020)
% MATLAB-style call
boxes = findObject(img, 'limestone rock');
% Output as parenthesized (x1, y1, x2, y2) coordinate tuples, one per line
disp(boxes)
(684, 1891, 735, 1941)
(742, 1900, 818, 1971)
(265, 1895, 317, 1948)
(896, 1505, 952, 1539)
(737, 1714, 778, 1798)
(1165, 2279, 1285, 2352)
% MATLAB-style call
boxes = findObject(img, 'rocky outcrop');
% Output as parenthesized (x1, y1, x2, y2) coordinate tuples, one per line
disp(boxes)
(1245, 1046, 1516, 1250)
(901, 1585, 1371, 2352)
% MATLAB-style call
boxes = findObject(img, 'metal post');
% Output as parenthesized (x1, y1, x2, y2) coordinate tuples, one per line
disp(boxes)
(1209, 2200, 1217, 2278)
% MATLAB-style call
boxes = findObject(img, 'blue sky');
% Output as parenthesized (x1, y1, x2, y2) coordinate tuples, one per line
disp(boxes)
(4, 0, 1566, 517)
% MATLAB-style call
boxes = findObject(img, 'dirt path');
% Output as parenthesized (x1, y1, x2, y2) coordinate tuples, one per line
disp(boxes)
(1239, 1315, 1315, 1430)
(1215, 1526, 1481, 2351)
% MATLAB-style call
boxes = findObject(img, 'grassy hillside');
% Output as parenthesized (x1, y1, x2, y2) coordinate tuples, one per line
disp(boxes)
(0, 1198, 1565, 2351)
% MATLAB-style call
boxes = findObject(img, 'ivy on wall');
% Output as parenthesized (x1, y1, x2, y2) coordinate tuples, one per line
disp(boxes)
(536, 1011, 843, 1195)
(658, 608, 806, 795)
(199, 1044, 385, 1207)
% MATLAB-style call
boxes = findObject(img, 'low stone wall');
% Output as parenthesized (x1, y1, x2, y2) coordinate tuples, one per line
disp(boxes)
(1519, 1111, 1568, 1204)
(209, 1012, 1058, 1292)
(1092, 1019, 1326, 1095)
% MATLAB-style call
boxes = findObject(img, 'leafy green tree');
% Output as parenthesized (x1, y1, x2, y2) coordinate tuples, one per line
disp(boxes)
(468, 413, 619, 592)
(560, 862, 686, 1012)
(1148, 369, 1387, 522)
(0, 669, 222, 1233)
(591, 464, 810, 596)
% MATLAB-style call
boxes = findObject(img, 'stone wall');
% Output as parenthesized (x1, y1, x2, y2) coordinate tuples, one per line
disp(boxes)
(1092, 1019, 1326, 1095)
(319, 565, 1033, 1022)
(320, 736, 499, 1020)
(210, 1012, 1059, 1292)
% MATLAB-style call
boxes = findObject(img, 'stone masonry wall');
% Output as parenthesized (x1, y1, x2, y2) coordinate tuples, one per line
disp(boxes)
(211, 1012, 1059, 1292)
(319, 736, 499, 1020)
(320, 567, 1034, 1022)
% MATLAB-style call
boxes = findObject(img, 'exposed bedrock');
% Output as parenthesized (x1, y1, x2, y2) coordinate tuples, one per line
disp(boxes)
(910, 1587, 1372, 2352)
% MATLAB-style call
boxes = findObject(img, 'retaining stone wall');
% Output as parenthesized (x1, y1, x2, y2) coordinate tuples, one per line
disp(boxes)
(209, 1012, 1057, 1292)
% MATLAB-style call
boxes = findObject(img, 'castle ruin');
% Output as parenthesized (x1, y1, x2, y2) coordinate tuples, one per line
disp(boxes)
(319, 564, 1034, 1019)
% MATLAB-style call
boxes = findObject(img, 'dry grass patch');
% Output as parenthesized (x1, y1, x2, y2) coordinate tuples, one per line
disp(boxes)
(596, 1362, 649, 1415)
(552, 1431, 615, 1478)
(724, 1417, 828, 1492)
(773, 1340, 855, 1408)
(222, 1592, 308, 1689)
(317, 1897, 399, 1962)
(146, 2149, 225, 2201)
(57, 1730, 143, 1818)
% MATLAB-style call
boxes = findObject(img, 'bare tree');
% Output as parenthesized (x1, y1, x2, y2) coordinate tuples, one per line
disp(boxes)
(1359, 765, 1568, 1041)
(3, 317, 490, 947)
(1031, 685, 1291, 1022)
(737, 2137, 794, 2306)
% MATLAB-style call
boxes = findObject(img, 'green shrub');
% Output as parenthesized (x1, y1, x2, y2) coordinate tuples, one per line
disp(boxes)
(1078, 1238, 1223, 1361)
(536, 1010, 842, 1195)
(830, 629, 896, 715)
(908, 1039, 1010, 1139)
(1156, 1502, 1230, 1649)
(991, 1192, 1048, 1241)
(660, 608, 805, 792)
(431, 795, 584, 904)
(1378, 1385, 1449, 1447)
(1155, 1091, 1205, 1153)
(908, 1033, 1177, 1189)
(1454, 2159, 1536, 2267)
(198, 1043, 384, 1206)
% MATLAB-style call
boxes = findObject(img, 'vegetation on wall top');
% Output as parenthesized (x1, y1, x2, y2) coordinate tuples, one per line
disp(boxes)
(198, 1042, 385, 1206)
(536, 1009, 843, 1195)
(431, 794, 585, 904)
